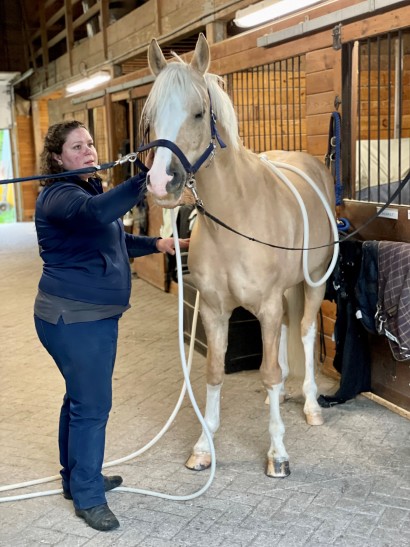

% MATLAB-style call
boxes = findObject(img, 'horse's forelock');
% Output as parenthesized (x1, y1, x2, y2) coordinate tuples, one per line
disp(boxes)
(144, 60, 239, 148)
(144, 61, 201, 120)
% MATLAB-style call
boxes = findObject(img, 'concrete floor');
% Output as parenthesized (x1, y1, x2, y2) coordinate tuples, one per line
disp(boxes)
(0, 222, 409, 546)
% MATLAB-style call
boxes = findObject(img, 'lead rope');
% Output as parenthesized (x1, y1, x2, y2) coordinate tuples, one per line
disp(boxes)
(0, 153, 148, 185)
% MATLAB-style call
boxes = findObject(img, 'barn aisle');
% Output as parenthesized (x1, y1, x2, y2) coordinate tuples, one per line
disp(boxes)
(0, 222, 409, 546)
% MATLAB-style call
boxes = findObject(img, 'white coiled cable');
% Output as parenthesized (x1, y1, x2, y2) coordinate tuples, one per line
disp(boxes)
(260, 157, 339, 288)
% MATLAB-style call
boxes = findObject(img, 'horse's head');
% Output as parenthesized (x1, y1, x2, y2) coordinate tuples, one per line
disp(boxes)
(144, 34, 214, 208)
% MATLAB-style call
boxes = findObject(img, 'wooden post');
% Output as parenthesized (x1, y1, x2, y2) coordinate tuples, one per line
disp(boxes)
(128, 95, 135, 177)
(206, 21, 226, 45)
(155, 0, 162, 36)
(350, 40, 359, 194)
(39, 4, 49, 81)
(31, 100, 43, 173)
(105, 92, 113, 176)
(20, 1, 37, 70)
(100, 0, 109, 61)
(64, 0, 74, 76)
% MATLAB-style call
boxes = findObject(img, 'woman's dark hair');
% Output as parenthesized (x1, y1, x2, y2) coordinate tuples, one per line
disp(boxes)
(40, 120, 87, 186)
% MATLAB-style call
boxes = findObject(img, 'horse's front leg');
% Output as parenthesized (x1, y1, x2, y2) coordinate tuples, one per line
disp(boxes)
(185, 304, 230, 471)
(185, 384, 221, 470)
(259, 297, 290, 478)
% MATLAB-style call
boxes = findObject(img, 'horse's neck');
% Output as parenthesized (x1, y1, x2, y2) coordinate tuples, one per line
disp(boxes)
(196, 142, 256, 202)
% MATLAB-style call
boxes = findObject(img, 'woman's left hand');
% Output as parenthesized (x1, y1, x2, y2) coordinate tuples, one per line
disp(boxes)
(156, 238, 190, 255)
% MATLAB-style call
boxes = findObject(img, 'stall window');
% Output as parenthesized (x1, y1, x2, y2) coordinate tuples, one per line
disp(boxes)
(225, 55, 306, 154)
(344, 30, 410, 204)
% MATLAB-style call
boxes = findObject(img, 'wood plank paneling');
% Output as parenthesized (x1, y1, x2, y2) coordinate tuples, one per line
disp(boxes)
(306, 91, 335, 116)
(305, 48, 341, 160)
(16, 115, 37, 221)
(133, 194, 167, 290)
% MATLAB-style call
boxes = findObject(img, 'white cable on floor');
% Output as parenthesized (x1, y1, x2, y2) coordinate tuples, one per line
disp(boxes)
(0, 209, 215, 503)
(115, 211, 216, 500)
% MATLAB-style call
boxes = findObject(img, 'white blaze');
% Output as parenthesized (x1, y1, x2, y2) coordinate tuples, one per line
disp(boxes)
(147, 96, 187, 197)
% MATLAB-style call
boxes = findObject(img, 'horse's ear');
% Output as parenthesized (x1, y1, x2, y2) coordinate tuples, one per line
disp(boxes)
(190, 33, 210, 75)
(148, 38, 168, 76)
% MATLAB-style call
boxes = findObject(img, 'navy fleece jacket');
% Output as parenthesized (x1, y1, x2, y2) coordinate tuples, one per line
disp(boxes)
(35, 174, 159, 305)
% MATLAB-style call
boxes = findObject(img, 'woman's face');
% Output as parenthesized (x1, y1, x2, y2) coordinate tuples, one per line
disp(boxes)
(54, 127, 98, 180)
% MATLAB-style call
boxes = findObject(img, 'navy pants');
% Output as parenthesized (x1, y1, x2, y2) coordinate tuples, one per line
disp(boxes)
(34, 315, 119, 509)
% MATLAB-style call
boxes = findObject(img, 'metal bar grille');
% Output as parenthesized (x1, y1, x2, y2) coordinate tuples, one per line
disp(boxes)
(354, 29, 410, 204)
(225, 55, 306, 154)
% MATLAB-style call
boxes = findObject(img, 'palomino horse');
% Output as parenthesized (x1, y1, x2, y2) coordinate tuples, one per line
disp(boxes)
(144, 34, 338, 477)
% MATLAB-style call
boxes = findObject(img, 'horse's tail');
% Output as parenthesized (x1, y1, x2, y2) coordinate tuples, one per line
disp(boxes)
(283, 283, 306, 381)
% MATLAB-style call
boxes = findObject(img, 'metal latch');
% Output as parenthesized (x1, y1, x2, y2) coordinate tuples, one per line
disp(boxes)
(332, 23, 342, 50)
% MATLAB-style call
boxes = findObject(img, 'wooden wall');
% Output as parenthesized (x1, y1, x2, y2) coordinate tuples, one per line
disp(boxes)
(132, 194, 167, 290)
(306, 47, 341, 158)
(304, 47, 341, 381)
(15, 114, 36, 221)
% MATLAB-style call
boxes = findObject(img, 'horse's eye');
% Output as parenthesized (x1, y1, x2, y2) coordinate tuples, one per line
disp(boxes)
(195, 112, 204, 119)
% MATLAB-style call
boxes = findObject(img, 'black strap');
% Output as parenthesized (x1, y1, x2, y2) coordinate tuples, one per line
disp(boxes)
(196, 169, 410, 251)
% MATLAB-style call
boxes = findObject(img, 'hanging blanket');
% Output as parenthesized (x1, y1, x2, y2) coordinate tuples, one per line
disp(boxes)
(376, 241, 410, 361)
(318, 239, 371, 407)
(355, 240, 379, 335)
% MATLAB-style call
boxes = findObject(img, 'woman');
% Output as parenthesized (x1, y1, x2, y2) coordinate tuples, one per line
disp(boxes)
(34, 120, 189, 532)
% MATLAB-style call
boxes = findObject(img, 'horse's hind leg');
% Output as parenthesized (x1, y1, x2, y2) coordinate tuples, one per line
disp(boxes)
(265, 295, 289, 406)
(301, 282, 326, 426)
(259, 296, 290, 478)
(185, 305, 230, 471)
(279, 295, 290, 402)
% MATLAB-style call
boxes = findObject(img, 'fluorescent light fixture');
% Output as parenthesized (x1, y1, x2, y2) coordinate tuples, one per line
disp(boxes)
(234, 0, 323, 28)
(66, 70, 111, 95)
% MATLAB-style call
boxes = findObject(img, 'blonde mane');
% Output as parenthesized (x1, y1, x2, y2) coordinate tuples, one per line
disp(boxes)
(143, 56, 239, 149)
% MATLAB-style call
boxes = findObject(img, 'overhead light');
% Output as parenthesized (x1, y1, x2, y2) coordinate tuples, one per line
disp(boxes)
(234, 0, 323, 28)
(66, 70, 111, 95)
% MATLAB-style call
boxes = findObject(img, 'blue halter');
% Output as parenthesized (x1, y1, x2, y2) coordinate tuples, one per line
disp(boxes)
(137, 98, 226, 174)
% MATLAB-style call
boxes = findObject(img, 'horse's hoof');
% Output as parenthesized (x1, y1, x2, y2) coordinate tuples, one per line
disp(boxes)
(266, 459, 290, 478)
(185, 453, 212, 471)
(306, 412, 324, 426)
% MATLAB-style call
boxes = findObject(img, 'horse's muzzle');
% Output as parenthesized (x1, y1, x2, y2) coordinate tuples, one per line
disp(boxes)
(146, 159, 187, 208)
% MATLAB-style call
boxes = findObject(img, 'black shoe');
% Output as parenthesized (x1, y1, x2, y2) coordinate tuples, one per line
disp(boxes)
(63, 475, 123, 500)
(75, 503, 119, 531)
